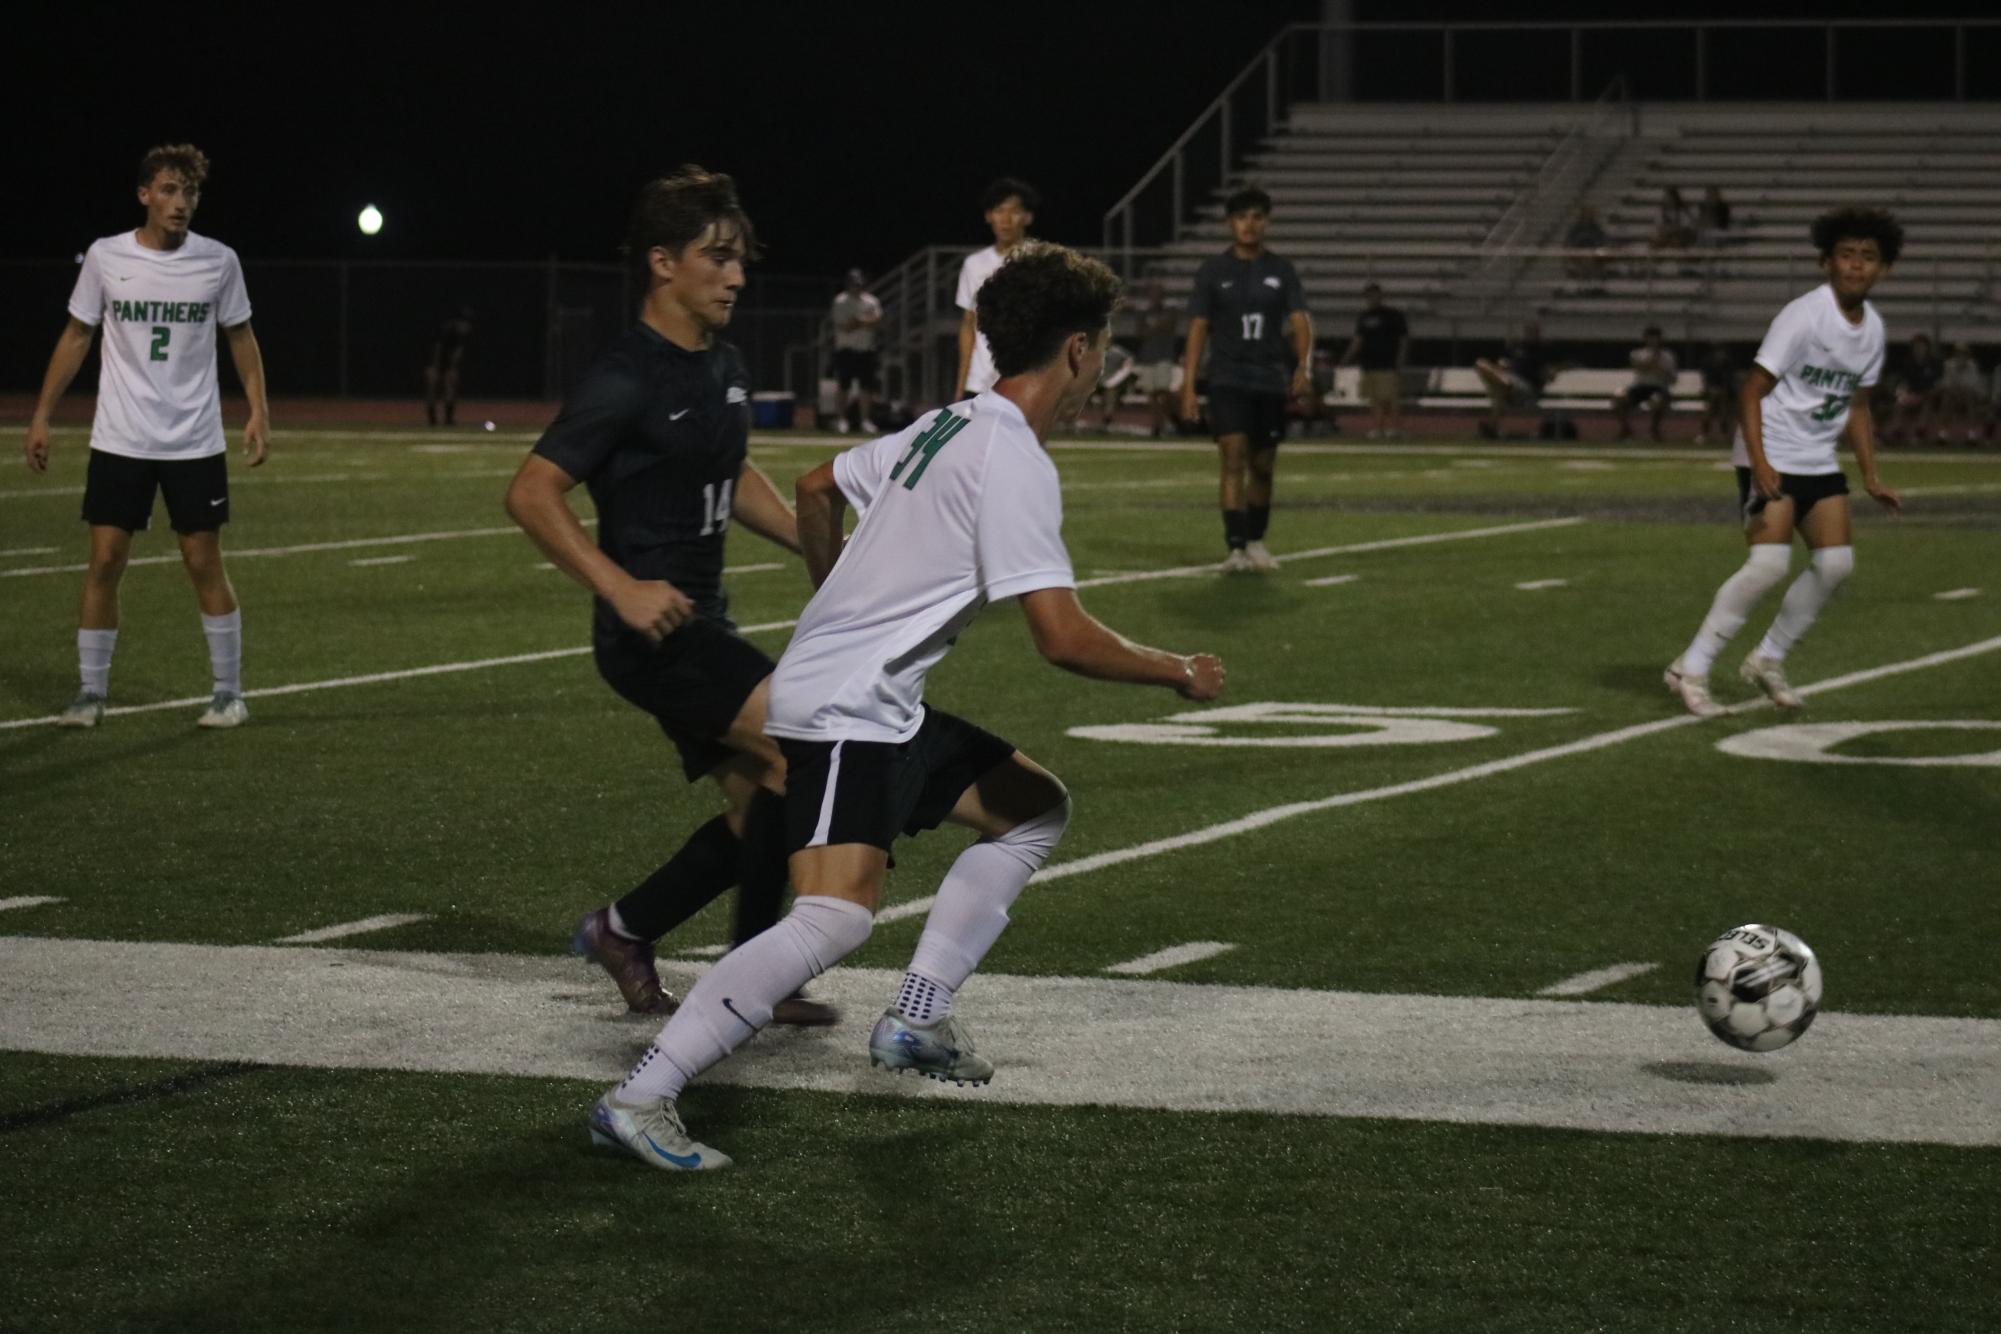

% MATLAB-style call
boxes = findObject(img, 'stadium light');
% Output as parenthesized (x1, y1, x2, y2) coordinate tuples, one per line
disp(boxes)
(358, 204, 384, 236)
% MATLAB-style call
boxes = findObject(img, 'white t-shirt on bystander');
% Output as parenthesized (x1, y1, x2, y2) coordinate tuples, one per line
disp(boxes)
(1732, 283, 1884, 476)
(955, 245, 1008, 394)
(766, 392, 1075, 743)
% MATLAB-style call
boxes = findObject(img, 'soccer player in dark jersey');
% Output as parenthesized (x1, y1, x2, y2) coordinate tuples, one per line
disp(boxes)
(424, 306, 473, 427)
(1339, 282, 1410, 439)
(1179, 186, 1313, 572)
(505, 167, 831, 1026)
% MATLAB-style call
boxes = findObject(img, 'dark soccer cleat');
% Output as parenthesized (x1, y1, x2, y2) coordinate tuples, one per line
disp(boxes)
(771, 990, 839, 1027)
(571, 908, 678, 1015)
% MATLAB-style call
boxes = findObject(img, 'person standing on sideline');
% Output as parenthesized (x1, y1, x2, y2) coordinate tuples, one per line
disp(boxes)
(506, 168, 832, 1026)
(24, 143, 269, 729)
(588, 244, 1226, 1171)
(1339, 281, 1409, 440)
(1665, 208, 1904, 718)
(828, 269, 882, 434)
(424, 306, 474, 427)
(953, 178, 1038, 400)
(1179, 185, 1313, 572)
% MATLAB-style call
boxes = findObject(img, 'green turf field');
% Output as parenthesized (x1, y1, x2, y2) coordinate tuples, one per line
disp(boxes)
(3, 426, 1998, 1332)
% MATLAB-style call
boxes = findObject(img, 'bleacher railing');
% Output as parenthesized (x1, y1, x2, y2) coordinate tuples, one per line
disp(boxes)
(1102, 18, 2001, 271)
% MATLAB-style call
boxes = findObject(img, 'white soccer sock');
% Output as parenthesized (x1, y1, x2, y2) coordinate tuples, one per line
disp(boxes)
(1756, 545, 1853, 662)
(78, 628, 118, 697)
(201, 609, 242, 695)
(899, 798, 1071, 1020)
(617, 895, 873, 1102)
(1680, 545, 1791, 677)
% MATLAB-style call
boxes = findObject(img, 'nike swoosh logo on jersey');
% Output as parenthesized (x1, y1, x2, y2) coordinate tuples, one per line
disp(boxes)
(1219, 280, 1234, 289)
(669, 409, 691, 420)
(114, 275, 134, 282)
(209, 497, 225, 507)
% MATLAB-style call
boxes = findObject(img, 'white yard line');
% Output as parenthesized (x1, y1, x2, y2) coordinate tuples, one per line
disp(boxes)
(0, 546, 55, 557)
(1515, 578, 1570, 591)
(0, 896, 65, 913)
(1105, 941, 1237, 975)
(1537, 962, 1660, 997)
(1934, 588, 1982, 601)
(350, 555, 415, 567)
(872, 633, 2001, 927)
(1, 938, 1993, 1147)
(1074, 517, 1584, 589)
(1, 522, 531, 577)
(273, 914, 431, 945)
(1305, 574, 1359, 587)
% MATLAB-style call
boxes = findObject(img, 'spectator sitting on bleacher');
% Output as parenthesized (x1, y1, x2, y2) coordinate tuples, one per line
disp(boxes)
(1612, 326, 1679, 443)
(1564, 204, 1612, 286)
(1886, 333, 1944, 446)
(1696, 187, 1732, 247)
(1473, 321, 1551, 440)
(1651, 187, 1696, 251)
(1696, 344, 1738, 447)
(1937, 342, 1984, 446)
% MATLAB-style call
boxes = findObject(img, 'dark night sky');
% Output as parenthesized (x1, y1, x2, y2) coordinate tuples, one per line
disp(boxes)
(15, 1, 1995, 278)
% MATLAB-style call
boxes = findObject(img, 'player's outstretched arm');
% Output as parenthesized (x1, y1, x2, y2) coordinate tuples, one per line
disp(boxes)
(732, 461, 802, 554)
(504, 454, 692, 641)
(1018, 587, 1223, 701)
(24, 317, 96, 474)
(224, 322, 271, 467)
(794, 459, 849, 589)
(1738, 365, 1781, 498)
(1844, 391, 1901, 514)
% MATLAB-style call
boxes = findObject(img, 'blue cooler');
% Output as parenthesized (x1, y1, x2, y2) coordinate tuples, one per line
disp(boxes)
(750, 391, 794, 429)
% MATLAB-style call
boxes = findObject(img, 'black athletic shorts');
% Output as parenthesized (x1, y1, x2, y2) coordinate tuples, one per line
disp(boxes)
(1616, 383, 1671, 410)
(1206, 386, 1289, 449)
(1737, 466, 1849, 521)
(776, 708, 1016, 854)
(594, 616, 776, 782)
(833, 349, 880, 393)
(82, 449, 229, 533)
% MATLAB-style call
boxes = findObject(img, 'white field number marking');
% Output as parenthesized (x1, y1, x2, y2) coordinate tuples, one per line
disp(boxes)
(1070, 701, 1576, 749)
(1717, 720, 2001, 768)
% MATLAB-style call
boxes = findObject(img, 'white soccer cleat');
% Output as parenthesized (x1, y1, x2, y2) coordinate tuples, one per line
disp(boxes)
(1663, 658, 1727, 719)
(1243, 540, 1280, 572)
(197, 691, 249, 729)
(869, 1010, 994, 1086)
(588, 1090, 731, 1171)
(55, 692, 106, 729)
(1220, 548, 1255, 574)
(1739, 653, 1802, 709)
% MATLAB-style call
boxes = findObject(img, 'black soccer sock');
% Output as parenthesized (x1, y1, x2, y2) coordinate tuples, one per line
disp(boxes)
(1222, 508, 1248, 550)
(612, 814, 738, 943)
(731, 787, 790, 948)
(1247, 505, 1271, 541)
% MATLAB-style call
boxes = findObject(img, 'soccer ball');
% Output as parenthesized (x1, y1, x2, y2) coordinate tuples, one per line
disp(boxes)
(1694, 924, 1822, 1052)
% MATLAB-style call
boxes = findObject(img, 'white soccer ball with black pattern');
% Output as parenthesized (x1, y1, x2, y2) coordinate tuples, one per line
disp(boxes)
(1695, 924, 1822, 1052)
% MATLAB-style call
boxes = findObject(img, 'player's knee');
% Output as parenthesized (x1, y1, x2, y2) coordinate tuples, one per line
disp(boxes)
(784, 894, 875, 974)
(1812, 544, 1854, 587)
(993, 793, 1071, 869)
(1740, 543, 1791, 592)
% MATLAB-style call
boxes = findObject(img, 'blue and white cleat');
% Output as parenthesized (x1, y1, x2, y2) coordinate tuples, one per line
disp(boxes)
(55, 692, 106, 729)
(197, 691, 249, 729)
(588, 1090, 730, 1172)
(868, 1010, 994, 1086)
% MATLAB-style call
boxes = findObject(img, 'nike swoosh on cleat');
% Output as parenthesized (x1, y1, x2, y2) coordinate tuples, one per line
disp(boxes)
(642, 1133, 702, 1169)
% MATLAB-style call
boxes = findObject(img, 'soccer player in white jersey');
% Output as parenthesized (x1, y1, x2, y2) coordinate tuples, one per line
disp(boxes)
(1665, 208, 1904, 718)
(589, 244, 1227, 1171)
(952, 177, 1038, 399)
(24, 143, 271, 729)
